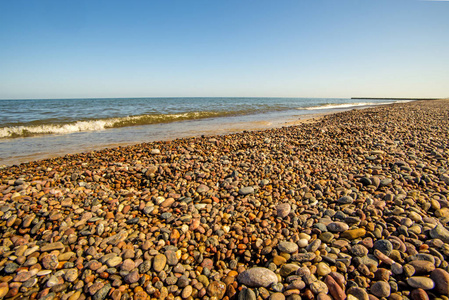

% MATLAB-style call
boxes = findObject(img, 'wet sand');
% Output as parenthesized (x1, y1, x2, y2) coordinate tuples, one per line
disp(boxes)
(0, 99, 448, 299)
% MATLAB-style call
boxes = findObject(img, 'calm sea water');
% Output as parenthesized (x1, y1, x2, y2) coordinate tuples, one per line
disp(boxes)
(0, 97, 407, 165)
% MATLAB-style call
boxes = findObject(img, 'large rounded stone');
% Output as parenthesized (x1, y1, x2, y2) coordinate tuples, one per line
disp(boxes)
(327, 222, 349, 232)
(429, 224, 449, 243)
(278, 241, 298, 254)
(153, 254, 167, 272)
(276, 203, 291, 218)
(207, 281, 226, 299)
(317, 262, 331, 276)
(430, 268, 449, 295)
(351, 244, 369, 257)
(370, 281, 391, 298)
(410, 289, 430, 300)
(373, 239, 393, 256)
(310, 280, 328, 294)
(407, 277, 435, 290)
(197, 185, 209, 193)
(239, 186, 254, 195)
(42, 254, 59, 270)
(124, 270, 140, 284)
(409, 260, 435, 275)
(237, 267, 278, 287)
(64, 269, 78, 282)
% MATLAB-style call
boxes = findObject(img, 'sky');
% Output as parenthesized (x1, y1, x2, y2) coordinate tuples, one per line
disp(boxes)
(0, 0, 448, 99)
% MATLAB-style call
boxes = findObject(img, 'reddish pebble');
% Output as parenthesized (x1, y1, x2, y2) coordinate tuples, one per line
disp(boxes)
(122, 205, 131, 213)
(410, 288, 429, 300)
(324, 275, 346, 300)
(5, 287, 18, 298)
(361, 237, 374, 248)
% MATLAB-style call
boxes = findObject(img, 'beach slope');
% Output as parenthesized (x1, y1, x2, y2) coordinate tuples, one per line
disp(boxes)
(0, 99, 449, 299)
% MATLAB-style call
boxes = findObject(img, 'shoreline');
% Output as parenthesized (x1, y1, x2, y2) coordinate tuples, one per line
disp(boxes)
(0, 110, 333, 167)
(351, 97, 440, 101)
(0, 99, 448, 299)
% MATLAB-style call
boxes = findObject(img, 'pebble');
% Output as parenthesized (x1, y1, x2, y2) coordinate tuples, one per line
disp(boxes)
(410, 288, 430, 300)
(124, 270, 140, 284)
(337, 196, 353, 204)
(310, 280, 328, 294)
(276, 203, 291, 218)
(317, 262, 331, 276)
(430, 268, 449, 295)
(351, 244, 369, 257)
(4, 263, 19, 274)
(64, 269, 78, 282)
(0, 283, 9, 299)
(42, 254, 59, 270)
(93, 284, 111, 300)
(341, 228, 366, 240)
(238, 186, 254, 195)
(373, 239, 393, 256)
(429, 224, 449, 243)
(347, 286, 369, 300)
(40, 242, 64, 252)
(165, 249, 178, 265)
(106, 256, 122, 267)
(370, 281, 391, 298)
(324, 275, 346, 300)
(207, 281, 226, 299)
(407, 277, 435, 290)
(327, 221, 349, 232)
(269, 293, 285, 300)
(409, 260, 435, 274)
(153, 254, 167, 272)
(237, 267, 278, 287)
(277, 241, 298, 253)
(279, 264, 300, 277)
(238, 287, 256, 300)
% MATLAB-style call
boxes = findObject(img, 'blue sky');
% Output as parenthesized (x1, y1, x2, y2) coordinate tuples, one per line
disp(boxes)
(0, 0, 448, 99)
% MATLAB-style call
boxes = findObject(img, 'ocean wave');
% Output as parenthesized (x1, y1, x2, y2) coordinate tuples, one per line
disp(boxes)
(0, 111, 225, 139)
(301, 102, 393, 110)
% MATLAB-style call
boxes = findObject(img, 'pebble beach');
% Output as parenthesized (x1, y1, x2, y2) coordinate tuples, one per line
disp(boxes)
(1, 99, 449, 300)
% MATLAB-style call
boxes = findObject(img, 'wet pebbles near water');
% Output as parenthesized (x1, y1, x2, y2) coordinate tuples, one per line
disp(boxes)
(0, 99, 449, 300)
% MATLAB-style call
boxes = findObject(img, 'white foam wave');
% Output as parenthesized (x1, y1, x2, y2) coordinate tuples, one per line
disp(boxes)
(0, 111, 216, 139)
(393, 100, 414, 103)
(301, 102, 392, 110)
(0, 119, 115, 138)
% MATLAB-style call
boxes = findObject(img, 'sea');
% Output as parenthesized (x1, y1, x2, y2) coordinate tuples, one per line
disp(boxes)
(0, 97, 411, 166)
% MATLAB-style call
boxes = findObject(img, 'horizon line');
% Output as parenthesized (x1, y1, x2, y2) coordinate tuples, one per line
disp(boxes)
(1, 95, 446, 101)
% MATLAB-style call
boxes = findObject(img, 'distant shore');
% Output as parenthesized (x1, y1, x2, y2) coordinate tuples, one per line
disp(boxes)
(351, 97, 440, 100)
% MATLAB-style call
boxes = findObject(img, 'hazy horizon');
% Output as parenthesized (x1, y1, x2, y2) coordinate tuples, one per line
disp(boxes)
(1, 0, 448, 99)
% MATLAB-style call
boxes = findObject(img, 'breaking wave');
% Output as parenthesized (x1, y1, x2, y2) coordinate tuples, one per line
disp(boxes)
(0, 111, 227, 139)
(302, 102, 388, 110)
(301, 100, 411, 110)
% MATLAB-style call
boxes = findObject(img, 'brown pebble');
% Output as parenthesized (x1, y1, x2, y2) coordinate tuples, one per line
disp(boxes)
(410, 288, 429, 300)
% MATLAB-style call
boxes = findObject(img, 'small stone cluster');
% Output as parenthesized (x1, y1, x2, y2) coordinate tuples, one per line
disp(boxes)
(0, 99, 449, 300)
